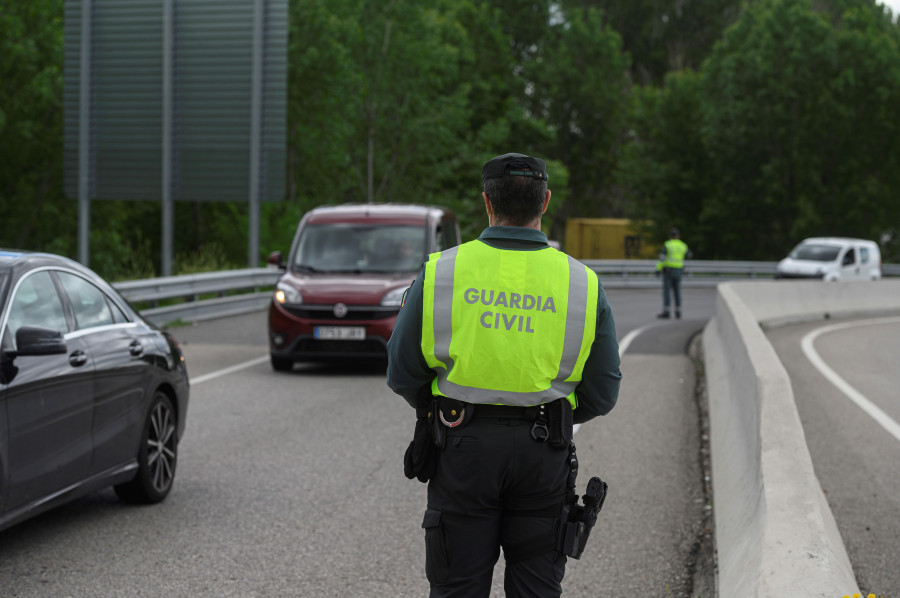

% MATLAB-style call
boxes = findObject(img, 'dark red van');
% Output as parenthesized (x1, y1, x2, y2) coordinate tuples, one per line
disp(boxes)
(267, 203, 460, 370)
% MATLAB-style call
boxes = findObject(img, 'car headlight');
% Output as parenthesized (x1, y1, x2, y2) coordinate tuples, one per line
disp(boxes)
(381, 287, 406, 307)
(275, 281, 302, 305)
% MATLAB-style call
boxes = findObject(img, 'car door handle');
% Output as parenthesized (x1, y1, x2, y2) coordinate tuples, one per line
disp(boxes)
(69, 350, 88, 367)
(129, 340, 144, 356)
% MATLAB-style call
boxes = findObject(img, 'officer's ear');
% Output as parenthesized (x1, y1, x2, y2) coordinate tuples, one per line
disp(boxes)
(541, 189, 551, 215)
(483, 192, 495, 224)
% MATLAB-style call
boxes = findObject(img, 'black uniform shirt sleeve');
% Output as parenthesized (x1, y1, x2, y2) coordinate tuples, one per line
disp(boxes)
(572, 279, 622, 424)
(385, 268, 433, 408)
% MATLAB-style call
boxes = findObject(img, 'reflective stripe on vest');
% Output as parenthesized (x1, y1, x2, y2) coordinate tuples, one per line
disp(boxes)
(421, 241, 598, 407)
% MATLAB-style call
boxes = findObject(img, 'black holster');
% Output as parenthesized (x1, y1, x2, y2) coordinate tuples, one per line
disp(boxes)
(557, 443, 608, 559)
(403, 396, 441, 483)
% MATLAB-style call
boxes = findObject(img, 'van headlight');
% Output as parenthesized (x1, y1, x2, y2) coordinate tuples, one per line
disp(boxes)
(381, 287, 406, 307)
(275, 281, 302, 305)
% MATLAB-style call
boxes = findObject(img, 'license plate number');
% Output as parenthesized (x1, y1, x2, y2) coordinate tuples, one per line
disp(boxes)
(314, 326, 365, 340)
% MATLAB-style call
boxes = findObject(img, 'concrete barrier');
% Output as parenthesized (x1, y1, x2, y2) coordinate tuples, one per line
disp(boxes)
(703, 280, 900, 597)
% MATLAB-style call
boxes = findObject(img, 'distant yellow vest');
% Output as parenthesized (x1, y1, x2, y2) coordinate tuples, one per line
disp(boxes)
(421, 240, 598, 408)
(657, 239, 689, 270)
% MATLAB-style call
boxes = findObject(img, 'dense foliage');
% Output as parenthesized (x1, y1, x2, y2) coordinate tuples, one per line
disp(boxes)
(2, 0, 899, 279)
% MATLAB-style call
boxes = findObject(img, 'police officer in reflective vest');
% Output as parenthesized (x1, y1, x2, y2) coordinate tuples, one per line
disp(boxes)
(655, 227, 691, 319)
(386, 152, 622, 598)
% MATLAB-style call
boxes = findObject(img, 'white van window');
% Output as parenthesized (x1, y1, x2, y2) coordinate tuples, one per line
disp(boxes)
(842, 248, 856, 266)
(791, 244, 840, 261)
(860, 247, 869, 264)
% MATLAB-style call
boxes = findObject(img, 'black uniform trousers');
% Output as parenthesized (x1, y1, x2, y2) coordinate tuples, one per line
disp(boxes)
(422, 416, 570, 598)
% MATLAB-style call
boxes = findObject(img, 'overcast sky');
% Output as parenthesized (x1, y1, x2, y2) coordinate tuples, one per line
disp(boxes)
(880, 0, 900, 17)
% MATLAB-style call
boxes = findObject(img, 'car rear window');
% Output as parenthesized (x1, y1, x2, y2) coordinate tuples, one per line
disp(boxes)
(790, 244, 841, 262)
(294, 224, 427, 273)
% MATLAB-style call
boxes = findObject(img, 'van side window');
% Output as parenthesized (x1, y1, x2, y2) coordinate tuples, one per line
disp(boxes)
(842, 248, 856, 266)
(860, 247, 869, 264)
(440, 221, 459, 250)
(435, 224, 445, 253)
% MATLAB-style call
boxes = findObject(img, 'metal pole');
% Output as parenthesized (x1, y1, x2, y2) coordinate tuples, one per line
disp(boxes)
(248, 0, 264, 267)
(162, 0, 174, 276)
(78, 0, 93, 266)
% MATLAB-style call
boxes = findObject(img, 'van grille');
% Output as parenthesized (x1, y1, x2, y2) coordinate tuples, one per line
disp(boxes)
(284, 305, 399, 321)
(295, 338, 387, 355)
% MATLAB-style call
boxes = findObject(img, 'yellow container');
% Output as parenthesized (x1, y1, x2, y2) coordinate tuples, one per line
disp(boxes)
(563, 218, 659, 260)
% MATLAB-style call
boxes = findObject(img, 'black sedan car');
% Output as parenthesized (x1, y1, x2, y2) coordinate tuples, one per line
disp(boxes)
(0, 250, 189, 532)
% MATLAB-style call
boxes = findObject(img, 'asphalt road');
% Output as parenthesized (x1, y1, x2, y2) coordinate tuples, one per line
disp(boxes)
(0, 287, 718, 597)
(767, 317, 900, 597)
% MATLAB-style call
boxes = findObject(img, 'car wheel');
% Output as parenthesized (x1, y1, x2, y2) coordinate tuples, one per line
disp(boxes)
(271, 354, 293, 372)
(115, 392, 178, 504)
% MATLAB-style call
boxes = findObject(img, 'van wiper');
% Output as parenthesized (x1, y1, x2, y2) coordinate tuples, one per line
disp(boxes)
(294, 263, 322, 273)
(324, 268, 365, 274)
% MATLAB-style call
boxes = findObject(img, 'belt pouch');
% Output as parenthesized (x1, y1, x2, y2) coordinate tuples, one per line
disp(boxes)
(431, 398, 446, 450)
(548, 399, 574, 449)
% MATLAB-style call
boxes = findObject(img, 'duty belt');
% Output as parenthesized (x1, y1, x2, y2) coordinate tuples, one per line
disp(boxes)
(470, 403, 541, 420)
(438, 398, 570, 444)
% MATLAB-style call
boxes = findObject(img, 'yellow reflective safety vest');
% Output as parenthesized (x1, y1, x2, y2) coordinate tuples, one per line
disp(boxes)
(421, 240, 598, 408)
(657, 239, 689, 270)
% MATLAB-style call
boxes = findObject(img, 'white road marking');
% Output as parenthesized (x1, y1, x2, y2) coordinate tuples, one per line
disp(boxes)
(618, 323, 652, 357)
(801, 317, 900, 444)
(190, 355, 270, 386)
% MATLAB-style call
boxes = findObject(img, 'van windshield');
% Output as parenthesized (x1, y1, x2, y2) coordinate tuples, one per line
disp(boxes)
(789, 244, 841, 262)
(293, 224, 428, 273)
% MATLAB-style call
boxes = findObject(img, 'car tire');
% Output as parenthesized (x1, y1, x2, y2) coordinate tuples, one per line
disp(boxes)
(270, 354, 293, 372)
(115, 392, 178, 504)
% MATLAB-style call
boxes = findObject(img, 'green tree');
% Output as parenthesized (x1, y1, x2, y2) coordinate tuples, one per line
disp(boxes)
(283, 0, 558, 242)
(701, 0, 900, 258)
(530, 5, 632, 239)
(0, 0, 71, 254)
(561, 0, 744, 86)
(618, 69, 715, 254)
(335, 0, 472, 205)
(286, 0, 357, 207)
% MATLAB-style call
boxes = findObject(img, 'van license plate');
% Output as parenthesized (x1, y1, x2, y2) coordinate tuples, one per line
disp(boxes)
(315, 326, 365, 340)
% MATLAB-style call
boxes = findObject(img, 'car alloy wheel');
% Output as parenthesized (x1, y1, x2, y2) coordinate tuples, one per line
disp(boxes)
(115, 392, 178, 504)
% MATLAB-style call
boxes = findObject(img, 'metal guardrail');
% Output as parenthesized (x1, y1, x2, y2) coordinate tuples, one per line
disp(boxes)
(584, 259, 779, 288)
(113, 267, 281, 327)
(114, 261, 899, 327)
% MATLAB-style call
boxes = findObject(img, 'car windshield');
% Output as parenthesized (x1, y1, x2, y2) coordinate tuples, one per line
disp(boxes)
(293, 224, 428, 273)
(789, 244, 841, 262)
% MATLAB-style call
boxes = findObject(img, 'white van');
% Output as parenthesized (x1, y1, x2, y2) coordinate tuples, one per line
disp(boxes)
(775, 237, 882, 281)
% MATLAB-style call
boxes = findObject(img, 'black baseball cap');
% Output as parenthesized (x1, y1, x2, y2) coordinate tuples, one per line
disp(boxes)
(481, 153, 548, 182)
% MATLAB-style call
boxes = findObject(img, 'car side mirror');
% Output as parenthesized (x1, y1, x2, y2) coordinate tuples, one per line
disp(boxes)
(7, 326, 68, 358)
(267, 250, 284, 269)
